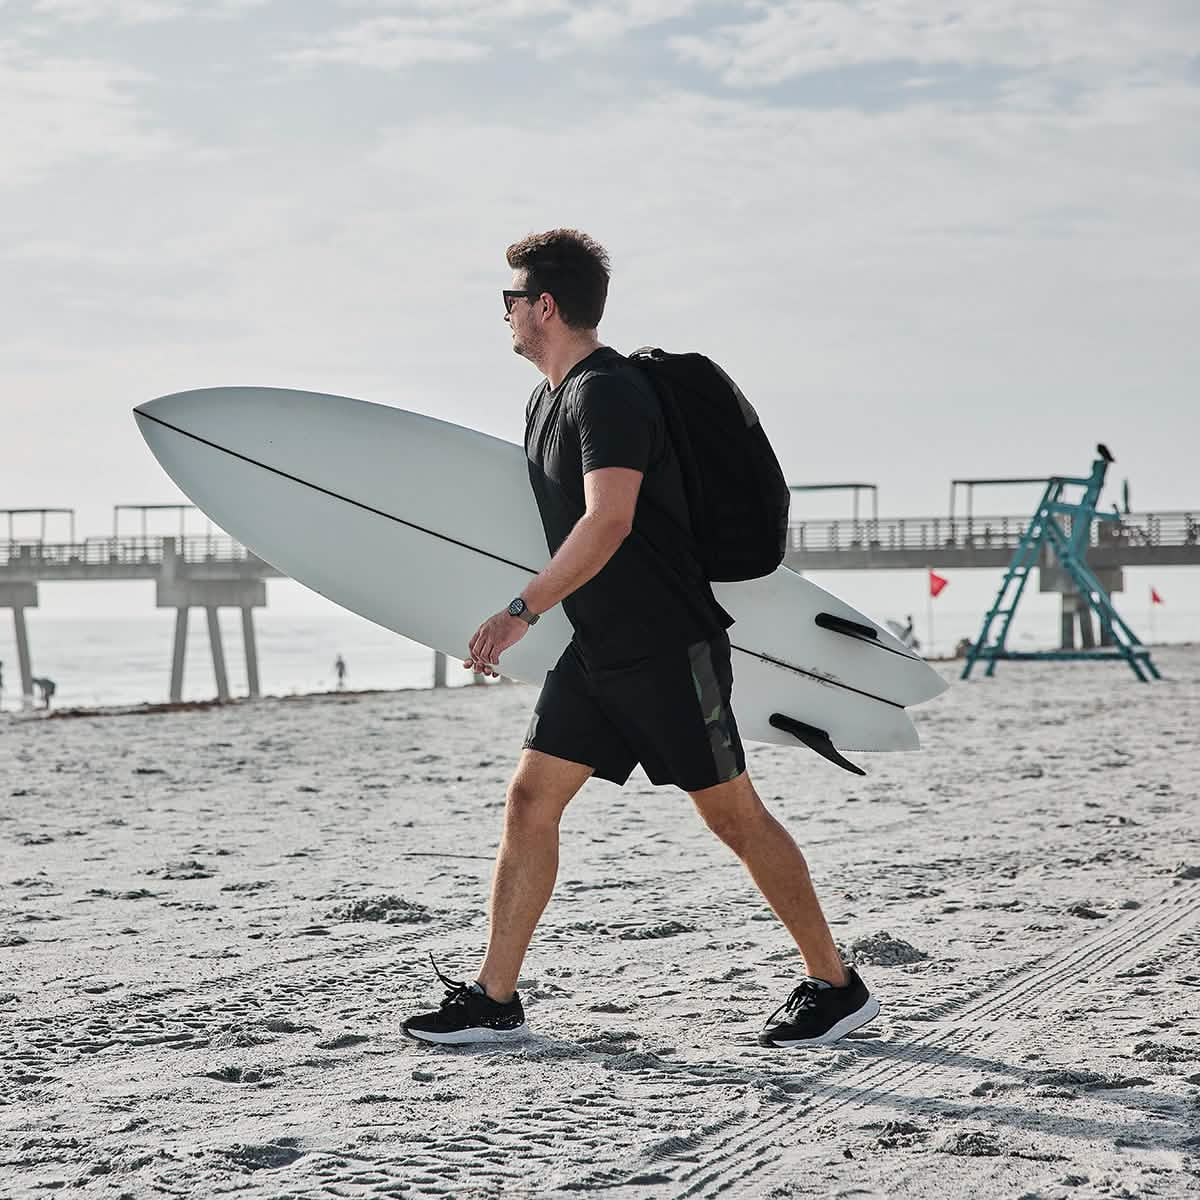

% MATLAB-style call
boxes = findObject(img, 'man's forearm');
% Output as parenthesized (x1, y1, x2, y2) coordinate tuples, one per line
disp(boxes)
(522, 513, 630, 617)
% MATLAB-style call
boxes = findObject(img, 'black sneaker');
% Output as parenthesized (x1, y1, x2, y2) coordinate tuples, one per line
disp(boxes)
(402, 957, 528, 1045)
(758, 966, 880, 1047)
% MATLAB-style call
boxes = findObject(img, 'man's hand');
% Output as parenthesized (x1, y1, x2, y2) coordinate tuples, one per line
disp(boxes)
(464, 610, 530, 677)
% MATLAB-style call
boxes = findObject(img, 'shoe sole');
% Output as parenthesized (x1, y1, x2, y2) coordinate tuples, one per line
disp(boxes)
(759, 996, 881, 1048)
(402, 1023, 529, 1046)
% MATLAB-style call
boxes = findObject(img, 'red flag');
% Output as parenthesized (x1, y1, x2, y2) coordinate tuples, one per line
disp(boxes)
(1151, 587, 1163, 605)
(929, 570, 949, 598)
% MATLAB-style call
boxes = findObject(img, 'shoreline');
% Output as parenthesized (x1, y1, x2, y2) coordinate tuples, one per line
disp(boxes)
(1, 679, 512, 722)
(5, 637, 1194, 717)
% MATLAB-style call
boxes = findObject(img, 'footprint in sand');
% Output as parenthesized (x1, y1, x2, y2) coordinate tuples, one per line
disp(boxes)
(157, 860, 214, 880)
(202, 1065, 282, 1085)
(315, 1032, 370, 1050)
(618, 920, 694, 940)
(216, 1141, 304, 1170)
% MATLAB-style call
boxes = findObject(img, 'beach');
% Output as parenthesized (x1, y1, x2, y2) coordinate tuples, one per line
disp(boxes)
(2, 646, 1198, 1198)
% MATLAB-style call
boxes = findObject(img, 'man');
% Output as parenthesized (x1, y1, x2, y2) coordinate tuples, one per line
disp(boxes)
(403, 229, 878, 1049)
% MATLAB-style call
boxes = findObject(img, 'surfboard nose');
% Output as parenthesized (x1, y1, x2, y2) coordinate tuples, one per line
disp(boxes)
(135, 393, 205, 461)
(135, 388, 298, 458)
(135, 387, 226, 431)
(134, 389, 274, 482)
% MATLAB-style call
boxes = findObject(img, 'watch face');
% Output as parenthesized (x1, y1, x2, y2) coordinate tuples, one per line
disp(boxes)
(508, 598, 524, 617)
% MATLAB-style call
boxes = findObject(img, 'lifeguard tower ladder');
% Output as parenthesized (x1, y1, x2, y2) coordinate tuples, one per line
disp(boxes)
(962, 445, 1160, 682)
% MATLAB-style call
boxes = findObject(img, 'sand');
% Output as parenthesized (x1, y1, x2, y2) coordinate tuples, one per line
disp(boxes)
(2, 646, 1199, 1199)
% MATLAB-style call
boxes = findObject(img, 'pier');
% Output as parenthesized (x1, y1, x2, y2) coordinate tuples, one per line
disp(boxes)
(2, 504, 1197, 707)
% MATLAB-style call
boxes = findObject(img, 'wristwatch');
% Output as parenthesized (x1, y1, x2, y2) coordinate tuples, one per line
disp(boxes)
(507, 596, 539, 625)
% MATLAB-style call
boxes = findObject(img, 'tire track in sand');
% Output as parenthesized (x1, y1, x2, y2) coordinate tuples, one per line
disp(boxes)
(676, 880, 1200, 1198)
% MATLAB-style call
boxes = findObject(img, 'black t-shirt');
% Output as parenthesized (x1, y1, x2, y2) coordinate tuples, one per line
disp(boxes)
(525, 346, 733, 666)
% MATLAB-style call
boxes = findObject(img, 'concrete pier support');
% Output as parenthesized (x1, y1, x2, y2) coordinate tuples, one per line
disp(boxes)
(1, 583, 38, 710)
(170, 607, 189, 703)
(13, 606, 34, 710)
(1077, 605, 1096, 649)
(1059, 594, 1099, 650)
(206, 607, 230, 702)
(242, 608, 261, 699)
(1044, 568, 1124, 653)
(157, 576, 266, 703)
(1060, 598, 1075, 650)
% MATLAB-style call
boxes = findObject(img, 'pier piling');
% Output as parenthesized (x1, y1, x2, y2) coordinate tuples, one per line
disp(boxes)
(1, 583, 38, 710)
(13, 604, 34, 710)
(205, 607, 230, 702)
(170, 607, 188, 703)
(242, 608, 261, 699)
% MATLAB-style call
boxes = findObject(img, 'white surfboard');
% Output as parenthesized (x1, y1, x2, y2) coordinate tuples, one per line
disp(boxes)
(134, 387, 947, 771)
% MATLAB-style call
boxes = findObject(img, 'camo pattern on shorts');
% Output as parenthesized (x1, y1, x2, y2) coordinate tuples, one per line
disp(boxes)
(687, 639, 742, 785)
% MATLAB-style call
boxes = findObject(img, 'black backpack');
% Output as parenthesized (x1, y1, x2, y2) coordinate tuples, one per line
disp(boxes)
(629, 347, 790, 582)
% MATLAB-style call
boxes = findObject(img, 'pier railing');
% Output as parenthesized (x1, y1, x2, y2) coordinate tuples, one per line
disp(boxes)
(0, 535, 279, 580)
(2, 511, 1198, 578)
(786, 511, 1200, 556)
(0, 535, 258, 567)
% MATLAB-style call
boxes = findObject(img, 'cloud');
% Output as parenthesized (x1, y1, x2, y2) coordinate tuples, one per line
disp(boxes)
(669, 0, 1200, 88)
(352, 78, 1200, 392)
(332, 0, 573, 23)
(282, 0, 700, 70)
(0, 39, 173, 182)
(282, 16, 489, 68)
(31, 0, 186, 23)
(24, 0, 270, 24)
(559, 0, 698, 43)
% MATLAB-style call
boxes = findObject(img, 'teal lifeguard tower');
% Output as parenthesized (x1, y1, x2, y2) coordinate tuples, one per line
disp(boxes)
(962, 445, 1160, 682)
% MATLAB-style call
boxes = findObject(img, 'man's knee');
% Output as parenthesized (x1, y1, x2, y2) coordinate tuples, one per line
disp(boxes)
(691, 776, 771, 855)
(504, 751, 592, 830)
(504, 778, 574, 829)
(704, 808, 770, 856)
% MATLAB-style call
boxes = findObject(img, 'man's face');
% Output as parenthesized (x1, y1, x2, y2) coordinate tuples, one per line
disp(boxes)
(505, 269, 543, 361)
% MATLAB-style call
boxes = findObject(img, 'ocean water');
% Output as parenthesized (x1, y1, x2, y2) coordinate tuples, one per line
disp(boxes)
(0, 610, 487, 711)
(1, 569, 1194, 711)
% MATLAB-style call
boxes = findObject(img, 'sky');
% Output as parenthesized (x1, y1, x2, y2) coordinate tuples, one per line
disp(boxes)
(2, 0, 1199, 634)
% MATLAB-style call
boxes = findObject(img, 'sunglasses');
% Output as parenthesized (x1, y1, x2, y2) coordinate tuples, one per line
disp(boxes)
(503, 289, 540, 315)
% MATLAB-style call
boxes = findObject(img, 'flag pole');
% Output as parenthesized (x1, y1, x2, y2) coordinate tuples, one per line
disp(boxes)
(927, 564, 934, 658)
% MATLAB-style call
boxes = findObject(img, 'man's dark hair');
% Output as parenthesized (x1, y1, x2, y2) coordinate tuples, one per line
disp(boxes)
(506, 228, 611, 330)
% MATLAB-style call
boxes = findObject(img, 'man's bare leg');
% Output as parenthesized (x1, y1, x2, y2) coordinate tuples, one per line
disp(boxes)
(690, 770, 848, 985)
(475, 749, 594, 1001)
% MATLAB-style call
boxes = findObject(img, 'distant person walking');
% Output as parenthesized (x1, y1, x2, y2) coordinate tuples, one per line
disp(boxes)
(334, 655, 347, 690)
(32, 676, 56, 709)
(402, 229, 878, 1051)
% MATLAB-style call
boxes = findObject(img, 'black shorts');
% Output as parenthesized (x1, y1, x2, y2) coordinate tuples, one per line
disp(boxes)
(522, 633, 746, 792)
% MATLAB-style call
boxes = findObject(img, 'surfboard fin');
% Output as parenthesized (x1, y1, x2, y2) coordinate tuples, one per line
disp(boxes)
(815, 612, 878, 641)
(769, 713, 867, 776)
